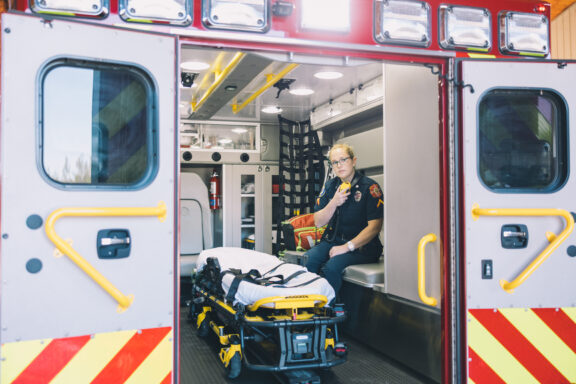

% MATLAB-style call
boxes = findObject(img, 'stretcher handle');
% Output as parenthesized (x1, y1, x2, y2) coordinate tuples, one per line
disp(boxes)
(471, 204, 574, 293)
(417, 233, 438, 307)
(45, 202, 167, 312)
(248, 294, 328, 311)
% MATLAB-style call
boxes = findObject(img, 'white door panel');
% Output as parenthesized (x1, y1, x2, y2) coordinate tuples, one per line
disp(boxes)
(0, 14, 177, 342)
(461, 60, 576, 309)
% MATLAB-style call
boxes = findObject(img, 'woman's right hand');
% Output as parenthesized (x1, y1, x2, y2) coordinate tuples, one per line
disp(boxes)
(331, 188, 350, 207)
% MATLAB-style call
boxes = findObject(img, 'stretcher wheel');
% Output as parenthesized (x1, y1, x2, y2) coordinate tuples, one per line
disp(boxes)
(226, 353, 242, 379)
(197, 317, 210, 338)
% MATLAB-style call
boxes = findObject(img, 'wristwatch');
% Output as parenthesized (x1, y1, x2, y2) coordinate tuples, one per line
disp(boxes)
(347, 241, 355, 252)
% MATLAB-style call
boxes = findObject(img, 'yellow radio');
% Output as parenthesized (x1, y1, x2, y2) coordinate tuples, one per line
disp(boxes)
(339, 181, 351, 192)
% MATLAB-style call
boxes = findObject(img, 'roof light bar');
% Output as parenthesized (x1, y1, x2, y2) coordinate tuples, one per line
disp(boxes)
(119, 0, 192, 25)
(500, 11, 549, 56)
(300, 0, 351, 32)
(439, 5, 491, 51)
(203, 0, 269, 32)
(374, 0, 431, 47)
(30, 0, 109, 17)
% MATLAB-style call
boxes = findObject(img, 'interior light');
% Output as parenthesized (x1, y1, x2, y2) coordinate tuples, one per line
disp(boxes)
(203, 0, 269, 32)
(289, 88, 315, 96)
(301, 0, 350, 32)
(232, 128, 248, 133)
(119, 0, 191, 25)
(500, 12, 549, 56)
(262, 106, 283, 114)
(314, 71, 344, 80)
(439, 6, 491, 50)
(218, 138, 233, 144)
(30, 0, 108, 17)
(181, 61, 210, 71)
(374, 0, 431, 47)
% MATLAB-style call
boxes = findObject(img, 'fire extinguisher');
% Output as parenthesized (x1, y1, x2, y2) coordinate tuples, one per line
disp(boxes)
(209, 169, 221, 210)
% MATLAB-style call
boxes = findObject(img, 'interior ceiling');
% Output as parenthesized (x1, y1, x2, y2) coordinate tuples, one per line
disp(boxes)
(180, 48, 383, 124)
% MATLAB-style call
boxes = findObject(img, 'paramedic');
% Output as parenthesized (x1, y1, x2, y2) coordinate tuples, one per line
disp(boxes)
(305, 143, 383, 295)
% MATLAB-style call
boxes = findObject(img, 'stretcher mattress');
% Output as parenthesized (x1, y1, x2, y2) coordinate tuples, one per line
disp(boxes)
(197, 247, 335, 306)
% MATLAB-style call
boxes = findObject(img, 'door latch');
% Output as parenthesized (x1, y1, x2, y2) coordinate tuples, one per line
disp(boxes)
(501, 224, 528, 249)
(97, 229, 131, 259)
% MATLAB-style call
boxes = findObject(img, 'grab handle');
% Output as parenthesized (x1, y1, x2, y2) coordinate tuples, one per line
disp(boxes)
(45, 202, 167, 312)
(471, 204, 574, 293)
(249, 294, 328, 311)
(417, 233, 438, 307)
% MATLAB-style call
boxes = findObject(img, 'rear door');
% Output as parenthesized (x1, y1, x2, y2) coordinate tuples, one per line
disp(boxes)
(459, 60, 576, 383)
(0, 14, 177, 383)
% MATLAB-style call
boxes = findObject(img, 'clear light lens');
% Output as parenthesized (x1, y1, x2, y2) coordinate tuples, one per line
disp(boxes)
(301, 0, 350, 32)
(289, 88, 315, 96)
(501, 12, 549, 55)
(120, 0, 191, 25)
(375, 0, 431, 47)
(203, 0, 268, 32)
(30, 0, 108, 17)
(262, 106, 283, 114)
(181, 61, 210, 71)
(440, 6, 491, 50)
(314, 71, 344, 80)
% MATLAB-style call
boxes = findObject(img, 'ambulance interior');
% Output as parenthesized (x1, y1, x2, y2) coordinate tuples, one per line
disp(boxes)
(178, 45, 441, 383)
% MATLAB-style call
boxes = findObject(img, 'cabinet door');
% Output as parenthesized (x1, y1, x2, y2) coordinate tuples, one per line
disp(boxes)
(223, 164, 277, 254)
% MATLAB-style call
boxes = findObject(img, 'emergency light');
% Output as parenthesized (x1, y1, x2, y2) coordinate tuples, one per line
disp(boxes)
(203, 0, 269, 32)
(119, 0, 192, 25)
(374, 0, 431, 47)
(300, 0, 350, 32)
(499, 11, 549, 56)
(439, 5, 491, 51)
(30, 0, 108, 17)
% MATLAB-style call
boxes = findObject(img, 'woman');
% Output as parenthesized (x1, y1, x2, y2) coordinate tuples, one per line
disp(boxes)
(305, 143, 383, 295)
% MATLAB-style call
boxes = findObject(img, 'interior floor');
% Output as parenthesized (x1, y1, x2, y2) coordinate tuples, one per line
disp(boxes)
(179, 307, 436, 384)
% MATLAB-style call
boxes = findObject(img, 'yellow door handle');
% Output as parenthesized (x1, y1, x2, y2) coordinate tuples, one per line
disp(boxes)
(417, 233, 438, 307)
(45, 202, 167, 312)
(471, 204, 574, 293)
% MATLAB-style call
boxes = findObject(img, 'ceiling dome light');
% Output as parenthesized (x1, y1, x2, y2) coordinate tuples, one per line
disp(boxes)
(289, 88, 315, 96)
(232, 128, 248, 133)
(180, 61, 210, 71)
(314, 71, 343, 80)
(262, 106, 283, 114)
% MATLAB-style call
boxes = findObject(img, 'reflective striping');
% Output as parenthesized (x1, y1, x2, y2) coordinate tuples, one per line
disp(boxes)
(12, 335, 91, 384)
(501, 308, 576, 382)
(468, 311, 539, 384)
(532, 308, 576, 354)
(91, 327, 172, 384)
(125, 330, 173, 384)
(0, 327, 172, 384)
(467, 347, 505, 384)
(563, 307, 576, 324)
(50, 330, 137, 384)
(0, 339, 51, 383)
(472, 309, 567, 384)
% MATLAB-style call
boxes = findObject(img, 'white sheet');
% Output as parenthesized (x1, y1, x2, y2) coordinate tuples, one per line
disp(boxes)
(197, 247, 335, 306)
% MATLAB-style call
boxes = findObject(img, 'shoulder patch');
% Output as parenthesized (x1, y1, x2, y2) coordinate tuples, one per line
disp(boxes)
(369, 184, 382, 198)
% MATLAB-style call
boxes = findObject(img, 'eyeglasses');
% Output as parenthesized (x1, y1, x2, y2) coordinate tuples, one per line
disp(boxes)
(330, 157, 350, 167)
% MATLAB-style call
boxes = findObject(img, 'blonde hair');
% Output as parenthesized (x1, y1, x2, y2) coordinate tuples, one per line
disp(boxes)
(328, 143, 355, 160)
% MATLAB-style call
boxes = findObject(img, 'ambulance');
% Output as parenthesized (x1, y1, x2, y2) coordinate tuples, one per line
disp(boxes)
(0, 0, 575, 383)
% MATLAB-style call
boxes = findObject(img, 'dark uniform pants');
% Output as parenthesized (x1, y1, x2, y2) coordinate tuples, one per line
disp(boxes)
(305, 240, 380, 294)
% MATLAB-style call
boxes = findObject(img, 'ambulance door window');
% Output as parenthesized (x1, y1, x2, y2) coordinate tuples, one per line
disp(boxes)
(41, 60, 158, 188)
(478, 89, 568, 192)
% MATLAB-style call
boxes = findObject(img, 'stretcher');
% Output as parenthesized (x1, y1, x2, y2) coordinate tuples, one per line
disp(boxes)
(189, 247, 348, 380)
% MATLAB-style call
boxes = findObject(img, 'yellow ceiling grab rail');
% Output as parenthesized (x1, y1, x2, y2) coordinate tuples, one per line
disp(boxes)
(45, 202, 167, 312)
(471, 204, 574, 293)
(232, 63, 299, 114)
(191, 52, 245, 113)
(417, 233, 438, 307)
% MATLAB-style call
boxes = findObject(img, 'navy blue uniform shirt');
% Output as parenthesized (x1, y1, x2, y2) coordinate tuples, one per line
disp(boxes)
(315, 174, 384, 251)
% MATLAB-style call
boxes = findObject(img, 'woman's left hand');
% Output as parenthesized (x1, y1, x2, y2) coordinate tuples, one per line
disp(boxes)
(329, 244, 348, 258)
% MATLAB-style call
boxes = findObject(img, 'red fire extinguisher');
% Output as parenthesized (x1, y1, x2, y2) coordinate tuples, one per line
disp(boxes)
(209, 169, 221, 210)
